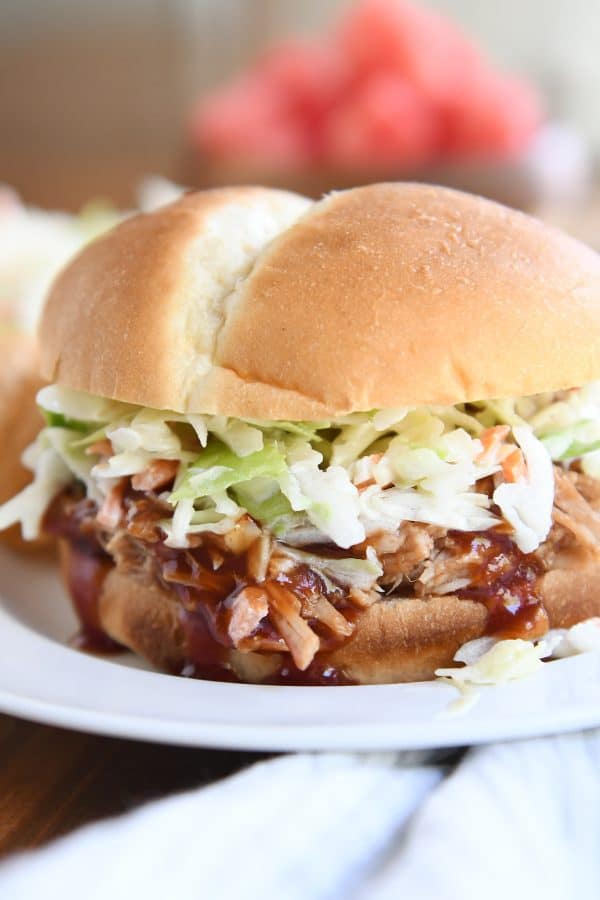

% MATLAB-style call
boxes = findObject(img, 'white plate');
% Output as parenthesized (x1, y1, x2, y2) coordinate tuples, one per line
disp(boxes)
(1, 547, 600, 751)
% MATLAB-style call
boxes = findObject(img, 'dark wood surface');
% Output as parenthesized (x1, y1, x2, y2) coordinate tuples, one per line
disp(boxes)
(0, 714, 264, 858)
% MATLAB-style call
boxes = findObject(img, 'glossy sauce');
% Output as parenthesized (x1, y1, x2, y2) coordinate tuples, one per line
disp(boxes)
(44, 491, 122, 654)
(450, 531, 547, 638)
(65, 544, 122, 654)
(263, 660, 355, 686)
(153, 543, 356, 683)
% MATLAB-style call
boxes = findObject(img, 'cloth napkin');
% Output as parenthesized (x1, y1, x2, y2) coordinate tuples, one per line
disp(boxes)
(1, 730, 599, 900)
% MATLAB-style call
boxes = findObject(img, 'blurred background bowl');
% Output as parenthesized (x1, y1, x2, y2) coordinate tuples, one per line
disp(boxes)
(0, 0, 597, 213)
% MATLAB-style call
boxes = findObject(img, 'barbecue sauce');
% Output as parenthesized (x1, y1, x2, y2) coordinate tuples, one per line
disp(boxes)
(449, 531, 548, 638)
(64, 544, 122, 654)
(43, 492, 122, 654)
(264, 660, 355, 686)
(153, 542, 357, 683)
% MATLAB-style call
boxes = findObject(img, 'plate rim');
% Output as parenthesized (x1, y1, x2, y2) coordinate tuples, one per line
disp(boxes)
(2, 681, 600, 751)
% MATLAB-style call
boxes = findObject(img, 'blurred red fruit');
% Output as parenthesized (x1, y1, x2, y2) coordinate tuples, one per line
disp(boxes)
(191, 0, 544, 171)
(336, 0, 485, 105)
(257, 40, 350, 118)
(444, 73, 544, 158)
(323, 72, 441, 168)
(191, 73, 311, 166)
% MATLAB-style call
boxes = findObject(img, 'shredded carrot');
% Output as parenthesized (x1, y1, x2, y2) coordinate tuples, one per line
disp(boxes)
(356, 478, 376, 491)
(85, 439, 113, 457)
(354, 453, 384, 491)
(477, 425, 510, 463)
(501, 448, 527, 483)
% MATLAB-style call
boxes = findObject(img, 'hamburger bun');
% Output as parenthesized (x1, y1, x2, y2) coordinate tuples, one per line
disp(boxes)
(40, 183, 600, 420)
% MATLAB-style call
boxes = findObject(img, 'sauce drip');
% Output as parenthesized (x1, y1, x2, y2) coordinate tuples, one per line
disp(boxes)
(65, 544, 122, 654)
(264, 660, 355, 686)
(449, 531, 547, 638)
(44, 491, 122, 654)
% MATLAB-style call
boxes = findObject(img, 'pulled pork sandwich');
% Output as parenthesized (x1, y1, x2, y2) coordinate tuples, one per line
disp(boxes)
(2, 183, 600, 684)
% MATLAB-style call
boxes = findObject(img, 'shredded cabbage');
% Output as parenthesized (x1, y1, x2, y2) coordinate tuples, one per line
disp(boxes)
(171, 440, 288, 502)
(492, 426, 554, 553)
(0, 442, 72, 539)
(438, 619, 600, 713)
(5, 381, 600, 549)
(232, 479, 293, 534)
(161, 500, 240, 548)
(476, 382, 600, 463)
(545, 617, 600, 657)
(37, 385, 133, 423)
(359, 485, 498, 534)
(280, 444, 364, 548)
(436, 638, 546, 687)
(277, 545, 383, 590)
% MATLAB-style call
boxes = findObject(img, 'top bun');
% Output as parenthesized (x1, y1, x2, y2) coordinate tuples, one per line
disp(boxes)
(40, 183, 600, 419)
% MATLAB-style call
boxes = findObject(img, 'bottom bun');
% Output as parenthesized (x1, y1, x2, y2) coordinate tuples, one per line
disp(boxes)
(93, 556, 600, 684)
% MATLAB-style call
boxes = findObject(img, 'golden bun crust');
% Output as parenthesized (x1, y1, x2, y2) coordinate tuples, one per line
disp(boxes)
(0, 332, 49, 551)
(40, 183, 600, 419)
(40, 187, 313, 416)
(94, 559, 600, 684)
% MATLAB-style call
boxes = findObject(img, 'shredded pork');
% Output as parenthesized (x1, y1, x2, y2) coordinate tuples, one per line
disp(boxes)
(265, 582, 320, 670)
(552, 467, 600, 558)
(370, 523, 445, 588)
(227, 587, 269, 644)
(131, 459, 179, 492)
(568, 470, 600, 510)
(45, 460, 600, 674)
(96, 479, 127, 530)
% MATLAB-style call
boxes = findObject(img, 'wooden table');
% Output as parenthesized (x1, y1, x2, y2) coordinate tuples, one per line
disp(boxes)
(0, 714, 264, 858)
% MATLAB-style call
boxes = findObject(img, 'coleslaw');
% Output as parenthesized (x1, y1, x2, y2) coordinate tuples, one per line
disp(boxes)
(2, 381, 600, 554)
